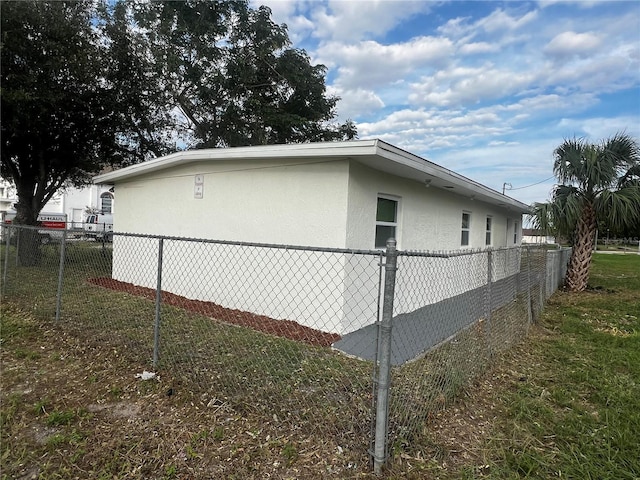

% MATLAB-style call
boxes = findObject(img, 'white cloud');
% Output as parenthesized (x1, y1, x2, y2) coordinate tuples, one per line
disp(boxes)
(437, 16, 474, 39)
(316, 36, 454, 90)
(476, 8, 539, 33)
(308, 0, 431, 42)
(458, 41, 500, 55)
(408, 65, 535, 107)
(544, 54, 636, 92)
(438, 7, 538, 40)
(329, 86, 384, 119)
(356, 108, 512, 149)
(556, 116, 640, 141)
(544, 31, 602, 58)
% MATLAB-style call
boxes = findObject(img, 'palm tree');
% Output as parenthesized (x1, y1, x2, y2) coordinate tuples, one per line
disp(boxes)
(531, 132, 640, 292)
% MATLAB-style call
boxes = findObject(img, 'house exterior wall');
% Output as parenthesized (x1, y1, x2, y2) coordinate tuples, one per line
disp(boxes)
(341, 161, 522, 329)
(109, 156, 525, 336)
(112, 158, 350, 246)
(49, 185, 113, 227)
(0, 179, 17, 214)
(345, 161, 519, 251)
(111, 158, 360, 334)
(0, 180, 111, 228)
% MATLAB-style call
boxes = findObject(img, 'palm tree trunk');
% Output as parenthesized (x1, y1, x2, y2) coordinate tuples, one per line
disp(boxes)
(565, 203, 597, 291)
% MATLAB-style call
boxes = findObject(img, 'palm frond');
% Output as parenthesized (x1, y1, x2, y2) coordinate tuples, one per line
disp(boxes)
(529, 185, 583, 238)
(596, 186, 640, 232)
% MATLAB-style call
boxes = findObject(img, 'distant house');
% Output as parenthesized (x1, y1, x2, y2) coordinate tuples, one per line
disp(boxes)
(522, 228, 556, 244)
(0, 180, 17, 215)
(94, 139, 530, 334)
(0, 178, 114, 227)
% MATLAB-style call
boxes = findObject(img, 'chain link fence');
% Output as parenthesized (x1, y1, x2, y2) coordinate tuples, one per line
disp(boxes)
(1, 224, 570, 473)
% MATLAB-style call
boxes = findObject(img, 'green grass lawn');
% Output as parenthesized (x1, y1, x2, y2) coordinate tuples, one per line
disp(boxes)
(455, 254, 640, 479)
(2, 243, 638, 478)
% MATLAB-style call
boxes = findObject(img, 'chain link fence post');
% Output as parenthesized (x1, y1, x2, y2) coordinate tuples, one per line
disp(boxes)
(153, 237, 164, 369)
(14, 226, 20, 267)
(373, 238, 398, 476)
(485, 249, 493, 357)
(2, 225, 10, 297)
(526, 247, 533, 324)
(55, 229, 68, 322)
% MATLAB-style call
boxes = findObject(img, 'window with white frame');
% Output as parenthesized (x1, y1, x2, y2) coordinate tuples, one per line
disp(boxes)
(485, 216, 492, 246)
(461, 211, 471, 246)
(375, 196, 398, 248)
(513, 220, 519, 244)
(100, 192, 114, 214)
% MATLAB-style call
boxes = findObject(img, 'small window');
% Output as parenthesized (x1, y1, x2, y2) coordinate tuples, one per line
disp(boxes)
(461, 211, 471, 246)
(513, 221, 519, 244)
(485, 216, 492, 246)
(100, 192, 114, 214)
(375, 196, 398, 248)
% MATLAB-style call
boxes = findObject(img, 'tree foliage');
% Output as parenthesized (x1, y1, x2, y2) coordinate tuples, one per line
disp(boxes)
(129, 1, 355, 148)
(1, 0, 356, 233)
(530, 132, 640, 291)
(1, 1, 122, 224)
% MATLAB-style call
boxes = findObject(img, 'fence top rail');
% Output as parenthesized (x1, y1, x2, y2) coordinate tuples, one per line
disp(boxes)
(118, 232, 390, 256)
(398, 245, 531, 259)
(0, 224, 382, 256)
(3, 223, 564, 258)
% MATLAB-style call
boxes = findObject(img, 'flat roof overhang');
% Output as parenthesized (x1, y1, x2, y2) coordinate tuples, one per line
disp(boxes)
(94, 139, 530, 214)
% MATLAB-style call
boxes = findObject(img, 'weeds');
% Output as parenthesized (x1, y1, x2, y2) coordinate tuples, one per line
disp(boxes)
(2, 243, 637, 478)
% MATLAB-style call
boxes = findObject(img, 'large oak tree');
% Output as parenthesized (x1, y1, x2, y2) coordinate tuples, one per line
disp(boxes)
(1, 0, 356, 252)
(1, 1, 130, 226)
(128, 1, 356, 148)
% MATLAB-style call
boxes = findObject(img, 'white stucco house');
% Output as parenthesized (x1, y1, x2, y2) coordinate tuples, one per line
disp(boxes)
(522, 228, 556, 245)
(0, 177, 114, 227)
(94, 139, 530, 335)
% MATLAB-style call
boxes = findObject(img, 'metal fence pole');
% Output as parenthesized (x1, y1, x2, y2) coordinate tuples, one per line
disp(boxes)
(373, 238, 398, 475)
(14, 227, 20, 267)
(539, 249, 546, 313)
(55, 229, 68, 322)
(485, 249, 493, 356)
(2, 226, 10, 297)
(153, 237, 164, 369)
(369, 251, 385, 465)
(526, 247, 533, 324)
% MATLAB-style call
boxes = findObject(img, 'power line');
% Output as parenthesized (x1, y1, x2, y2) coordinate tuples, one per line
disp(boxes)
(506, 176, 555, 191)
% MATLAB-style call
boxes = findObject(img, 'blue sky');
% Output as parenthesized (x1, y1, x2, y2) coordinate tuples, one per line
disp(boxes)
(253, 0, 640, 205)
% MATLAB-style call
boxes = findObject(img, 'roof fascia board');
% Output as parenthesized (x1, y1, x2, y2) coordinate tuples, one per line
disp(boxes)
(93, 140, 378, 184)
(374, 139, 530, 213)
(94, 139, 529, 214)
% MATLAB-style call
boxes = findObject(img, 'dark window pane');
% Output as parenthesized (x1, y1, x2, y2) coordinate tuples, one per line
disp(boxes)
(486, 217, 492, 231)
(376, 225, 396, 248)
(486, 232, 491, 245)
(376, 198, 397, 222)
(461, 230, 470, 246)
(462, 212, 470, 229)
